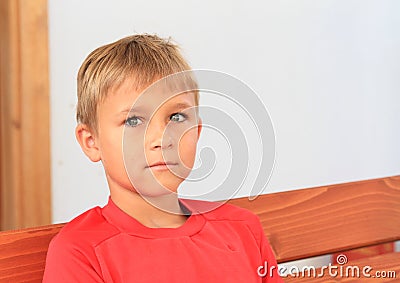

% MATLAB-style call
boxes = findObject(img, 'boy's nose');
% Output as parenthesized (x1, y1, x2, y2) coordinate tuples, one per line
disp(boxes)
(147, 124, 173, 150)
(150, 135, 173, 150)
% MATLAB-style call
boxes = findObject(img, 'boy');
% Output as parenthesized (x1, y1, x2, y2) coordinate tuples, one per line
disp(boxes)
(43, 34, 282, 282)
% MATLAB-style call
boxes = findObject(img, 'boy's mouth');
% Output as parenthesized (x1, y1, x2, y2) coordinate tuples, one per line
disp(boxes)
(146, 161, 178, 171)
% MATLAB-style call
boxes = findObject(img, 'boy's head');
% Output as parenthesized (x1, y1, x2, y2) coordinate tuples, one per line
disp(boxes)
(76, 34, 198, 133)
(76, 34, 202, 199)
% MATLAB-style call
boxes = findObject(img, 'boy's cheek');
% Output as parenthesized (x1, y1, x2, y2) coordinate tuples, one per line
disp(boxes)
(178, 141, 198, 169)
(124, 148, 146, 169)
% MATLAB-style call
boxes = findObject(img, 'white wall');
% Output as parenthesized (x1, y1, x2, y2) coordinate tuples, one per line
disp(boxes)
(49, 0, 400, 224)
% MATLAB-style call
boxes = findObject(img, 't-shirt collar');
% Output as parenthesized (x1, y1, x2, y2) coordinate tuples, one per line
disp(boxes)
(101, 197, 207, 238)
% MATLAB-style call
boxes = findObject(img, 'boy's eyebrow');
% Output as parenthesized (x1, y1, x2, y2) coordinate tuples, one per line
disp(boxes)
(170, 102, 194, 110)
(119, 106, 145, 114)
(118, 102, 195, 116)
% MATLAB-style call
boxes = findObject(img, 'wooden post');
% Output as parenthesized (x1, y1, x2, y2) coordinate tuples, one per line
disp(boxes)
(0, 0, 51, 230)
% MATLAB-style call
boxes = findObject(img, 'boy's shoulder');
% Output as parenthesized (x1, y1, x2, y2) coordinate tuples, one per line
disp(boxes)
(182, 198, 261, 225)
(51, 205, 120, 249)
(182, 199, 265, 242)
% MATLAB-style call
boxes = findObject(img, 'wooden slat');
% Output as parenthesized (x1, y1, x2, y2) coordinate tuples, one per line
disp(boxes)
(229, 176, 400, 263)
(0, 0, 51, 229)
(284, 252, 400, 282)
(0, 224, 63, 282)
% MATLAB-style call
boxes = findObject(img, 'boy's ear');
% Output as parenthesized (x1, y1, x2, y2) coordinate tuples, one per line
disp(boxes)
(75, 124, 101, 162)
(197, 118, 202, 140)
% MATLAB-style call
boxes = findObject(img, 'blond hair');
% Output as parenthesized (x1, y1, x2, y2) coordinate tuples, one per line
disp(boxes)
(76, 34, 196, 132)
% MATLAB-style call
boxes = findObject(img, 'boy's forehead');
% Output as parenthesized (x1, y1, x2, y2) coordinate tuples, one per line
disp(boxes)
(107, 72, 198, 111)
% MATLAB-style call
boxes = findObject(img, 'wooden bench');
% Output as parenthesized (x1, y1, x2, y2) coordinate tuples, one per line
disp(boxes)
(0, 176, 399, 282)
(230, 175, 400, 282)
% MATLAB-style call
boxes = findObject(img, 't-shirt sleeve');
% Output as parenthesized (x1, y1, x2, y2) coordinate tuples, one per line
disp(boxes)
(259, 230, 283, 282)
(43, 233, 104, 283)
(247, 213, 283, 283)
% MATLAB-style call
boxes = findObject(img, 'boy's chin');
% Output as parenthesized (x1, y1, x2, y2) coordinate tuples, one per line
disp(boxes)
(132, 181, 182, 198)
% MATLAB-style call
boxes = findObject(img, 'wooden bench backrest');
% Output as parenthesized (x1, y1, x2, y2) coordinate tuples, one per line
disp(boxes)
(0, 224, 63, 282)
(229, 175, 400, 263)
(0, 175, 399, 281)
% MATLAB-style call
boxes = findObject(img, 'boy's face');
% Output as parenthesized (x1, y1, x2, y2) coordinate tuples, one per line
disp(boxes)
(91, 77, 201, 197)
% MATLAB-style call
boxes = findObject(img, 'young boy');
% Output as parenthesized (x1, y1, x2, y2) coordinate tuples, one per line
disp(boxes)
(43, 34, 282, 282)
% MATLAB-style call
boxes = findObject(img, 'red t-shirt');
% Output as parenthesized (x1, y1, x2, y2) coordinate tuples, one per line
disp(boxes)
(43, 198, 282, 282)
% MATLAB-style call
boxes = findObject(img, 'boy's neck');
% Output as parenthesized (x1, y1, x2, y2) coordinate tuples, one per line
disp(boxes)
(110, 186, 189, 229)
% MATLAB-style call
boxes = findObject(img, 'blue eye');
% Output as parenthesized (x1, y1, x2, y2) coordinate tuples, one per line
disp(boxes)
(125, 116, 143, 127)
(170, 113, 187, 122)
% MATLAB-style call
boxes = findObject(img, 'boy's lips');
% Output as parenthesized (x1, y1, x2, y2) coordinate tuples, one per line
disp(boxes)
(146, 161, 178, 171)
